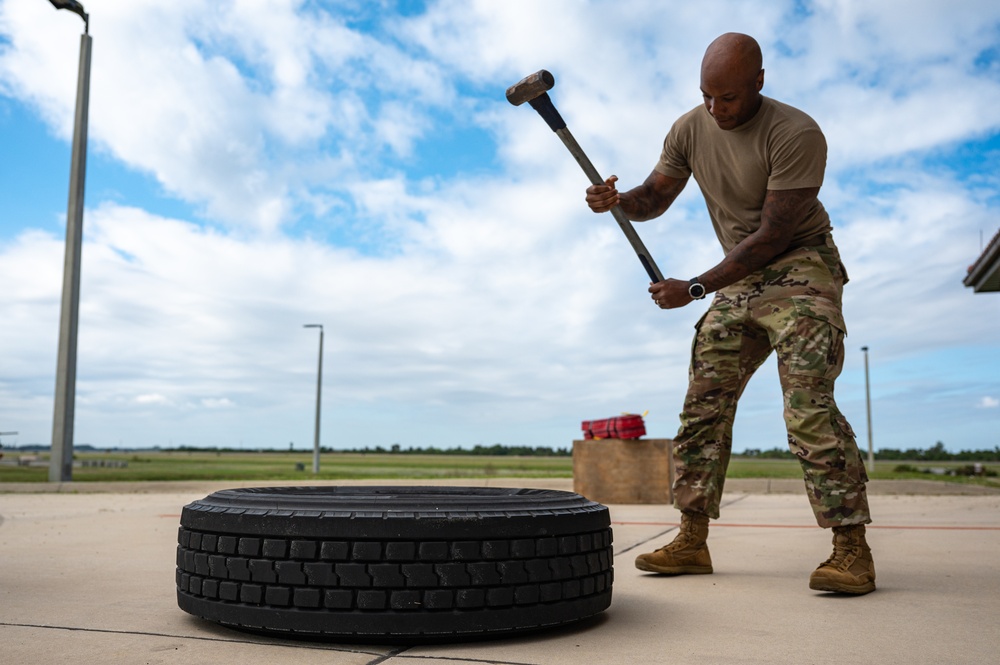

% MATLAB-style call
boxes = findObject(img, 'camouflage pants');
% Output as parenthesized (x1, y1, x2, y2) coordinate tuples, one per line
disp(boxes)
(673, 236, 871, 528)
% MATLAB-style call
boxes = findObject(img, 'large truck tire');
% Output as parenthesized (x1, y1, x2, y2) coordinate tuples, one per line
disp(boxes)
(176, 486, 613, 643)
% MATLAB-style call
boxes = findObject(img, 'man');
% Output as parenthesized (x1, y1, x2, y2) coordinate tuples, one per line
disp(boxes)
(585, 33, 875, 594)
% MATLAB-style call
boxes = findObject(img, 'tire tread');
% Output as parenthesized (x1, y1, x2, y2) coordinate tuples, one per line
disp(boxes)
(176, 486, 612, 643)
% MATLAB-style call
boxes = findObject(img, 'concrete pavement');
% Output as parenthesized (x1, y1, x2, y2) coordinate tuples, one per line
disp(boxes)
(1, 479, 998, 664)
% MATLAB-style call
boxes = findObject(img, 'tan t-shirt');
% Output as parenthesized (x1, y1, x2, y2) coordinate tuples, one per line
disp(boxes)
(654, 96, 832, 254)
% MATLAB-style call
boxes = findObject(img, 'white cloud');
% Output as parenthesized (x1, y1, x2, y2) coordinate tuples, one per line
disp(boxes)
(134, 394, 169, 406)
(201, 397, 235, 409)
(0, 0, 466, 232)
(979, 397, 1000, 409)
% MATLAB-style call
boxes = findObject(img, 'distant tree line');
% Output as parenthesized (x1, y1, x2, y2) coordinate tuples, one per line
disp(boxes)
(156, 443, 572, 457)
(740, 448, 797, 459)
(740, 441, 1000, 462)
(338, 444, 572, 457)
(869, 441, 1000, 462)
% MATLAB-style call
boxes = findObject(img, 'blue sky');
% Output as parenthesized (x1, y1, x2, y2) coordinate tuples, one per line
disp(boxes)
(1, 0, 998, 453)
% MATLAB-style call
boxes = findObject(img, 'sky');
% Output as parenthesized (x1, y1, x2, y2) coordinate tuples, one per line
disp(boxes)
(1, 0, 998, 453)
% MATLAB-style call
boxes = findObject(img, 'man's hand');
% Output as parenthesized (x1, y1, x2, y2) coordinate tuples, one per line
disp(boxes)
(649, 278, 693, 309)
(585, 175, 620, 213)
(585, 171, 688, 221)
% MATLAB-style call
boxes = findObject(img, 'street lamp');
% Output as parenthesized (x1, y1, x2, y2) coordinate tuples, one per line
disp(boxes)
(861, 346, 874, 473)
(48, 0, 91, 483)
(48, 1, 89, 29)
(303, 324, 324, 474)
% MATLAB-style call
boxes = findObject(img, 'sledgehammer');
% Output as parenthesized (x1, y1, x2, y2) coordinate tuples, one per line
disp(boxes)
(506, 70, 664, 283)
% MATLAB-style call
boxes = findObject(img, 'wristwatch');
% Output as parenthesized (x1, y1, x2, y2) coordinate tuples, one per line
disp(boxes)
(688, 278, 707, 300)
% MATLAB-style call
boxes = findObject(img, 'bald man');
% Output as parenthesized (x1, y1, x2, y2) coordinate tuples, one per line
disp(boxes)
(586, 33, 875, 594)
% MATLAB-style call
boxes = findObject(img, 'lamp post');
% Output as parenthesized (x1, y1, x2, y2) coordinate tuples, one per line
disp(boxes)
(303, 324, 324, 474)
(861, 346, 874, 473)
(48, 0, 91, 483)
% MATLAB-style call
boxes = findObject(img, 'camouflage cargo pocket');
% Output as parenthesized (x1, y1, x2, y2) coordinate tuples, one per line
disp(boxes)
(777, 296, 847, 379)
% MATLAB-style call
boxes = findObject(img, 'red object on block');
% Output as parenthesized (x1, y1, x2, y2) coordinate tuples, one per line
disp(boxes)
(581, 414, 646, 440)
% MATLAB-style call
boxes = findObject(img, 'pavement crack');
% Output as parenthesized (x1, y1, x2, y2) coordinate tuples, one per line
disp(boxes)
(368, 647, 410, 664)
(388, 654, 542, 664)
(0, 622, 392, 656)
(1, 622, 544, 665)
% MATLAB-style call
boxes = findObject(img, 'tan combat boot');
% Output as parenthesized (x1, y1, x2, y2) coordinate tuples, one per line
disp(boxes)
(809, 524, 876, 594)
(635, 510, 713, 574)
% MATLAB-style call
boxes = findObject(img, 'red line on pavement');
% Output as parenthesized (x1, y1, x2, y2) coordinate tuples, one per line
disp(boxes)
(612, 521, 1000, 531)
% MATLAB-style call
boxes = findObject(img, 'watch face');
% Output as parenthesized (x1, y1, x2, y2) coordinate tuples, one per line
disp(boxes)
(689, 282, 706, 299)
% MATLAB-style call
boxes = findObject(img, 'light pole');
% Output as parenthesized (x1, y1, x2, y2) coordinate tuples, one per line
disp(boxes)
(303, 324, 324, 474)
(49, 0, 91, 483)
(861, 346, 874, 473)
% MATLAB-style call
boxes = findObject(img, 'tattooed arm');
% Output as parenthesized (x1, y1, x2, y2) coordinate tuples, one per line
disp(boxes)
(648, 186, 820, 309)
(698, 187, 819, 292)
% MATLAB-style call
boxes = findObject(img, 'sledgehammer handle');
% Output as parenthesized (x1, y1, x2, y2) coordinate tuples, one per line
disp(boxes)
(510, 76, 665, 283)
(554, 127, 665, 283)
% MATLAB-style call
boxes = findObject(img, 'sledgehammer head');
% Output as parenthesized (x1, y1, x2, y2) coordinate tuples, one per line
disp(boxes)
(506, 70, 555, 106)
(506, 69, 566, 131)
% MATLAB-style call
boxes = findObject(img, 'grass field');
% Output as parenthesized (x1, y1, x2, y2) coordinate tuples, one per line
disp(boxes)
(730, 458, 999, 487)
(1, 450, 997, 488)
(0, 450, 573, 483)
